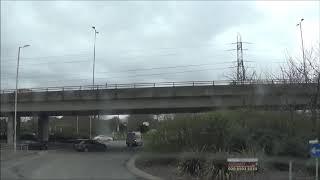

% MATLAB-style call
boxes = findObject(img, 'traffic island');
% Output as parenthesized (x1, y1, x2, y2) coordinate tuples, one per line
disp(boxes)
(128, 152, 314, 180)
(126, 154, 164, 180)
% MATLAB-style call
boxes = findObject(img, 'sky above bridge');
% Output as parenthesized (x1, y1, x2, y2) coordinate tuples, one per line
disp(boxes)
(1, 1, 319, 89)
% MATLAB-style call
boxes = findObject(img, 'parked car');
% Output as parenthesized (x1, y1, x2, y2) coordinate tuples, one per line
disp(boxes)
(93, 135, 113, 142)
(19, 133, 48, 150)
(126, 131, 143, 147)
(74, 139, 107, 152)
(72, 139, 88, 149)
(19, 140, 48, 150)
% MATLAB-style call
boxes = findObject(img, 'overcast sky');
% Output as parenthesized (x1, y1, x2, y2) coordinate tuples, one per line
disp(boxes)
(1, 1, 319, 89)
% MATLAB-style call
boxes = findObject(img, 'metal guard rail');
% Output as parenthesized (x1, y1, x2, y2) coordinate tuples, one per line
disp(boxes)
(0, 79, 315, 94)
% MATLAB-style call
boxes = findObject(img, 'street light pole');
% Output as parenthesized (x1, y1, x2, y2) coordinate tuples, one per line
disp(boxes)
(90, 26, 99, 139)
(14, 45, 30, 152)
(92, 26, 99, 88)
(297, 18, 307, 83)
(91, 26, 98, 139)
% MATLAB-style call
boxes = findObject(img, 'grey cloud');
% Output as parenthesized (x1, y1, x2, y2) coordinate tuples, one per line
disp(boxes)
(2, 1, 315, 89)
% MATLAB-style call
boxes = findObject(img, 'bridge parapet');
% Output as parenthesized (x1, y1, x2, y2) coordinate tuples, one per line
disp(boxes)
(0, 82, 318, 103)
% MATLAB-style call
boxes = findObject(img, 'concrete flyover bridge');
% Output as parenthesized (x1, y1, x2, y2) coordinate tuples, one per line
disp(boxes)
(1, 80, 319, 143)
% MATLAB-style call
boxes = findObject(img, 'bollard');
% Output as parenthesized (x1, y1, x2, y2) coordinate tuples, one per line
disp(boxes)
(289, 160, 292, 180)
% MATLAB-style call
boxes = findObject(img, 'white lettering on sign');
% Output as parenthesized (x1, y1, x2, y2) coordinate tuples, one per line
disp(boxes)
(227, 158, 258, 172)
(311, 147, 320, 154)
(309, 139, 319, 144)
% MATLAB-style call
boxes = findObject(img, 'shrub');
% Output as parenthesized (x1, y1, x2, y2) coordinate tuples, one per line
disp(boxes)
(144, 110, 311, 157)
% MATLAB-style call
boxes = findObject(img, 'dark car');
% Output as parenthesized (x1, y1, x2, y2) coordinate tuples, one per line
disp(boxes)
(19, 140, 48, 150)
(19, 133, 48, 150)
(72, 139, 88, 149)
(74, 139, 107, 152)
(126, 131, 143, 147)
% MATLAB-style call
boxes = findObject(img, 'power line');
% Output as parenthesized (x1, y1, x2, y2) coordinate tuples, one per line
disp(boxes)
(0, 43, 224, 64)
(1, 59, 286, 80)
(2, 60, 91, 67)
(96, 62, 235, 74)
(11, 66, 234, 84)
(107, 66, 236, 80)
(0, 43, 218, 62)
(1, 52, 91, 62)
(1, 61, 235, 79)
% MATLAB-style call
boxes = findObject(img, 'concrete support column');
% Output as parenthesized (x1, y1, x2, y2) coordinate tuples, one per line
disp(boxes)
(7, 114, 14, 144)
(38, 114, 49, 142)
(15, 116, 21, 142)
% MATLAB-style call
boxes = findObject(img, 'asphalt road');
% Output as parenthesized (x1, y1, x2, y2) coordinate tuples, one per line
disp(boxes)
(1, 140, 143, 180)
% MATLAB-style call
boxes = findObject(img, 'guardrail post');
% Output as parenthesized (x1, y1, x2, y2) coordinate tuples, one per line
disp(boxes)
(115, 84, 117, 89)
(173, 82, 175, 87)
(154, 83, 155, 87)
(106, 83, 108, 88)
(212, 81, 214, 86)
(134, 83, 136, 88)
(193, 82, 194, 86)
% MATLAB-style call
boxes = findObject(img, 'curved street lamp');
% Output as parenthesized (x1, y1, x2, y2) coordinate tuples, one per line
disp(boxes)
(297, 18, 306, 83)
(14, 44, 30, 152)
(91, 26, 99, 139)
(92, 26, 99, 88)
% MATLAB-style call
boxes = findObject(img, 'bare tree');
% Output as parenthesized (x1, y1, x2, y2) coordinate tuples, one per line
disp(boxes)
(275, 46, 320, 134)
(224, 66, 259, 85)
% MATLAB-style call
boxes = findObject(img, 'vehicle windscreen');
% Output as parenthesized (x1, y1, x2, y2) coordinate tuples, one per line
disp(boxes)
(1, 1, 319, 180)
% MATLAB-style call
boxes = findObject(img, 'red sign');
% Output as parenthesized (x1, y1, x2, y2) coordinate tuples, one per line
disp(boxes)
(227, 158, 258, 171)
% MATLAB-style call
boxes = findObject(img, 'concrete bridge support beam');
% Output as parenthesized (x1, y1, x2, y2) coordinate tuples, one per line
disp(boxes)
(38, 114, 49, 142)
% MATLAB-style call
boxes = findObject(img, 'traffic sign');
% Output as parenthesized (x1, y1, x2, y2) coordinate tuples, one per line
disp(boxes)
(310, 143, 320, 157)
(227, 158, 258, 171)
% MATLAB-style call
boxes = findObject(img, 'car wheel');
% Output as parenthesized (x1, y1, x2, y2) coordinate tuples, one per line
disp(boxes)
(84, 147, 89, 152)
(104, 145, 107, 151)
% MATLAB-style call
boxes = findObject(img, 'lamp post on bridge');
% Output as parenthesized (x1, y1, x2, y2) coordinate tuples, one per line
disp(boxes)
(297, 18, 307, 83)
(14, 44, 30, 152)
(92, 26, 99, 88)
(90, 26, 99, 139)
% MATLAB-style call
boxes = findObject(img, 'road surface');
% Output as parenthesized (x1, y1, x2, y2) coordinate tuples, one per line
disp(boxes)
(1, 140, 142, 180)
